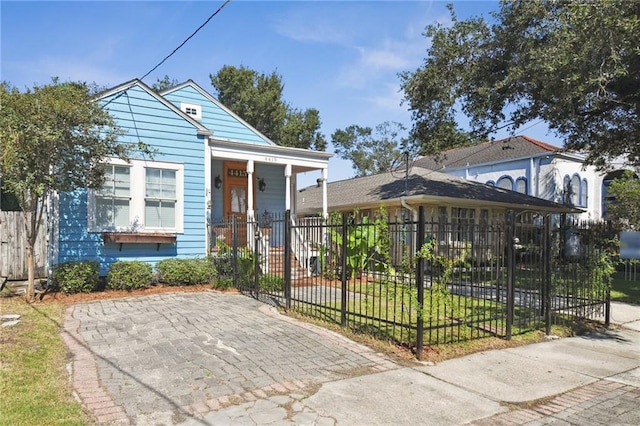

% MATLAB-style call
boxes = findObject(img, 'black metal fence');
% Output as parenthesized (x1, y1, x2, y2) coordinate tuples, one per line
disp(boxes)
(210, 208, 612, 359)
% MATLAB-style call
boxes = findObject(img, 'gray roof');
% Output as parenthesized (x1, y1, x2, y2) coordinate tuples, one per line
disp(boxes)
(298, 166, 577, 214)
(413, 136, 562, 171)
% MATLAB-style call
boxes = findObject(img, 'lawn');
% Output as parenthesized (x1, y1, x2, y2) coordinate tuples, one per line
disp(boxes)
(0, 298, 87, 426)
(610, 273, 640, 305)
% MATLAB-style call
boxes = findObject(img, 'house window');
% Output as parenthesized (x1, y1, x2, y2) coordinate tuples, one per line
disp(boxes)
(515, 177, 527, 194)
(180, 102, 202, 120)
(563, 174, 580, 206)
(451, 207, 475, 242)
(145, 168, 176, 229)
(496, 176, 513, 191)
(89, 159, 183, 232)
(437, 206, 448, 242)
(95, 165, 131, 229)
(478, 208, 490, 245)
(486, 180, 495, 186)
(580, 179, 588, 207)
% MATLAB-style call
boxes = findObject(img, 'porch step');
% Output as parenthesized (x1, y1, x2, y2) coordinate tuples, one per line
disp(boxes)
(264, 248, 309, 279)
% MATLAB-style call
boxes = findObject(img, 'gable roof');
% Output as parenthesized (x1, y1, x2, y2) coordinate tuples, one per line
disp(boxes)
(96, 79, 211, 136)
(413, 136, 562, 171)
(160, 80, 274, 146)
(298, 166, 578, 215)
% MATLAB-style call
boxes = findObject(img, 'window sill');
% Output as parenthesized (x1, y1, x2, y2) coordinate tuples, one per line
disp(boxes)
(102, 232, 176, 251)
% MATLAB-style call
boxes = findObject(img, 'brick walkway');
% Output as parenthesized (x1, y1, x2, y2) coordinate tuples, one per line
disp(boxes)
(63, 291, 396, 424)
(470, 379, 640, 425)
(63, 291, 639, 425)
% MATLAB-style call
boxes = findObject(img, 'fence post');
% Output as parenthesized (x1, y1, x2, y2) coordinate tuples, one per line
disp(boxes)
(284, 210, 292, 310)
(232, 216, 238, 289)
(543, 215, 552, 335)
(415, 206, 425, 360)
(253, 221, 260, 297)
(506, 210, 515, 340)
(340, 213, 348, 327)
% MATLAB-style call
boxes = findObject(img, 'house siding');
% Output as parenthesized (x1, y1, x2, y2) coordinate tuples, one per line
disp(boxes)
(163, 85, 271, 145)
(56, 84, 207, 274)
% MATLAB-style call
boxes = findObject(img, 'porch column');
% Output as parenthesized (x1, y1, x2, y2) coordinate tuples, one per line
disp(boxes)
(284, 164, 292, 211)
(247, 160, 255, 219)
(322, 168, 328, 219)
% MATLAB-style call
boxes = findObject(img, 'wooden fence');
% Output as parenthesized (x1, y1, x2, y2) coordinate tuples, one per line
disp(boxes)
(0, 211, 47, 280)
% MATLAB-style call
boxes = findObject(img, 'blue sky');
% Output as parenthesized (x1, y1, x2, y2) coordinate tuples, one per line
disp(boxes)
(1, 0, 561, 188)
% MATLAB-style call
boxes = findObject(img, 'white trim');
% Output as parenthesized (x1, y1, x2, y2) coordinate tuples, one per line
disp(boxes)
(285, 164, 292, 211)
(210, 138, 331, 172)
(97, 79, 211, 136)
(162, 80, 277, 146)
(180, 101, 202, 121)
(204, 136, 212, 252)
(87, 158, 184, 233)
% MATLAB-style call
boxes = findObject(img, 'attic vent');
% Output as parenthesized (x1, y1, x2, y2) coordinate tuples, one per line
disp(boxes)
(180, 102, 202, 121)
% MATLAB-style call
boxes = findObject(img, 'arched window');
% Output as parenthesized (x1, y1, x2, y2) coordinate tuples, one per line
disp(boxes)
(571, 174, 580, 206)
(486, 180, 495, 186)
(515, 177, 527, 194)
(496, 176, 513, 191)
(563, 174, 580, 206)
(580, 179, 588, 207)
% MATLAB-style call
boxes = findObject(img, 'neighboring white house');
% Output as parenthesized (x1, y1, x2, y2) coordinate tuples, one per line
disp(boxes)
(412, 136, 635, 221)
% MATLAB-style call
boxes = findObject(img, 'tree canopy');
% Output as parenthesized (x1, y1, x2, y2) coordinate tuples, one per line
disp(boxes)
(152, 75, 179, 93)
(400, 0, 640, 169)
(210, 65, 326, 151)
(0, 79, 141, 299)
(331, 121, 409, 177)
(605, 172, 640, 231)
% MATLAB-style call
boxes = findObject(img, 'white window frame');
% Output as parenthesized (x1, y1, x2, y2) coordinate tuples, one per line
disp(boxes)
(88, 158, 184, 233)
(180, 102, 202, 121)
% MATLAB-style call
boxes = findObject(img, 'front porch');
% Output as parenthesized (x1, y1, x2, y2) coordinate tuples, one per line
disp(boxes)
(206, 138, 331, 253)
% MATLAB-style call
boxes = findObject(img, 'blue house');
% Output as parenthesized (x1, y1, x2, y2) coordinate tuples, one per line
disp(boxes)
(53, 79, 331, 274)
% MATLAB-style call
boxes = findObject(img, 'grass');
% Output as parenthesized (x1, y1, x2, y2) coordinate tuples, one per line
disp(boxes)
(610, 273, 640, 305)
(0, 298, 88, 426)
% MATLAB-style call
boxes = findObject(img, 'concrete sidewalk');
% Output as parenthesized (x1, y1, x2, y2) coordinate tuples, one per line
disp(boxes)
(189, 301, 640, 426)
(63, 292, 640, 425)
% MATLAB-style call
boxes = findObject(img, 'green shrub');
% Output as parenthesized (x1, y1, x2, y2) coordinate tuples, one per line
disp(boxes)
(51, 261, 100, 294)
(212, 254, 234, 279)
(106, 261, 153, 291)
(259, 274, 284, 292)
(213, 276, 234, 290)
(157, 258, 216, 285)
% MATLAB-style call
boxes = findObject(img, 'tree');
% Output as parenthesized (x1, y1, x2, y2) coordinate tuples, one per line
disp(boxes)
(152, 75, 179, 93)
(210, 65, 326, 150)
(605, 171, 640, 231)
(0, 80, 140, 301)
(331, 121, 409, 177)
(400, 0, 640, 170)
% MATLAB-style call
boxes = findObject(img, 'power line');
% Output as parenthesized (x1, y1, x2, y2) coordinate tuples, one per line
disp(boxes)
(140, 0, 232, 82)
(101, 1, 231, 109)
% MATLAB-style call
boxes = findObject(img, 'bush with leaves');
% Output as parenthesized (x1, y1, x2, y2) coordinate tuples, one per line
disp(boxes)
(259, 274, 284, 292)
(51, 261, 100, 294)
(157, 258, 216, 286)
(107, 261, 153, 291)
